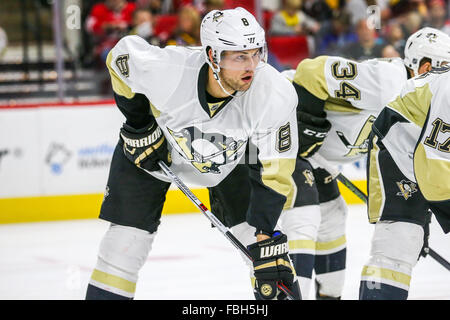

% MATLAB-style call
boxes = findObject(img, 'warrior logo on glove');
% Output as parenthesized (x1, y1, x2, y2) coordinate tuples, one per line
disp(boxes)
(120, 121, 171, 172)
(260, 242, 289, 258)
(248, 232, 300, 300)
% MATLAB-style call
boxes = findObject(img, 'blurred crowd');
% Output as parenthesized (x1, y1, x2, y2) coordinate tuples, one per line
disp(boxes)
(83, 0, 450, 71)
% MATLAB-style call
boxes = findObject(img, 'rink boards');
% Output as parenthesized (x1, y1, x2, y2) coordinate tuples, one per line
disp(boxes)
(0, 101, 367, 224)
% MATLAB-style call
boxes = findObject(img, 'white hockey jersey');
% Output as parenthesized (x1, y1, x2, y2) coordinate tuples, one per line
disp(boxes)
(286, 55, 408, 164)
(373, 66, 450, 202)
(106, 35, 299, 207)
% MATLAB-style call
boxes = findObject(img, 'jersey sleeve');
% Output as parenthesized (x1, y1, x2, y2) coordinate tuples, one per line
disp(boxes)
(105, 36, 156, 128)
(246, 76, 299, 234)
(105, 35, 187, 128)
(106, 35, 186, 108)
(371, 72, 434, 182)
(293, 56, 407, 114)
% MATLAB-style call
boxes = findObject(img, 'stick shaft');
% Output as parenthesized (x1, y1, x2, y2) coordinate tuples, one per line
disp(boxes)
(428, 248, 450, 271)
(145, 162, 296, 299)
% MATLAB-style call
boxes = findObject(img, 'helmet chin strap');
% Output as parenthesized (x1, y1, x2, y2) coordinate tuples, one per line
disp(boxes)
(213, 69, 239, 98)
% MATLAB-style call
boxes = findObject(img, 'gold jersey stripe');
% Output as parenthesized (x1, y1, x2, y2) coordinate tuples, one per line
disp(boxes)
(293, 56, 329, 101)
(260, 159, 297, 209)
(106, 51, 135, 99)
(368, 135, 383, 223)
(150, 102, 161, 118)
(315, 235, 346, 251)
(325, 99, 362, 114)
(91, 269, 136, 294)
(387, 83, 432, 128)
(361, 265, 411, 287)
(414, 143, 450, 201)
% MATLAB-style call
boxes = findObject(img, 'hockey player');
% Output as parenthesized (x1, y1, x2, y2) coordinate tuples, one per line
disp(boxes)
(85, 7, 301, 300)
(277, 54, 406, 299)
(275, 27, 450, 299)
(360, 60, 450, 299)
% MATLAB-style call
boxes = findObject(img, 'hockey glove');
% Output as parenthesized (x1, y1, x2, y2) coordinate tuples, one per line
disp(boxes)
(297, 111, 331, 158)
(120, 121, 171, 171)
(248, 231, 297, 300)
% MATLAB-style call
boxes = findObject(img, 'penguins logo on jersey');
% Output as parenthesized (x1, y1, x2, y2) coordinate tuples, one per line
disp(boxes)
(167, 126, 246, 174)
(337, 115, 376, 157)
(396, 180, 418, 200)
(302, 169, 315, 187)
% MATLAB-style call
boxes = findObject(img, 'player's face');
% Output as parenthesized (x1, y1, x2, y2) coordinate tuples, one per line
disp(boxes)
(218, 48, 261, 92)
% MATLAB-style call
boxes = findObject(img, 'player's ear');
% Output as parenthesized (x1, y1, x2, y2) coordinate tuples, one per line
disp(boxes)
(418, 61, 432, 75)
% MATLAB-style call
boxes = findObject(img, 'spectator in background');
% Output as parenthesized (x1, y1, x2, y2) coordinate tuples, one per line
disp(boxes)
(262, 0, 282, 11)
(136, 0, 163, 15)
(426, 0, 450, 36)
(85, 0, 136, 63)
(317, 10, 357, 55)
(270, 0, 321, 36)
(129, 8, 163, 47)
(381, 43, 401, 57)
(166, 5, 201, 46)
(301, 0, 333, 22)
(399, 10, 425, 38)
(389, 0, 428, 18)
(346, 0, 370, 26)
(201, 0, 226, 17)
(340, 18, 385, 60)
(383, 20, 406, 57)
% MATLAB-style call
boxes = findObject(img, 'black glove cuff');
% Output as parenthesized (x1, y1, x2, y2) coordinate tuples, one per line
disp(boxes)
(298, 111, 331, 130)
(254, 229, 273, 237)
(122, 119, 156, 134)
(248, 231, 288, 260)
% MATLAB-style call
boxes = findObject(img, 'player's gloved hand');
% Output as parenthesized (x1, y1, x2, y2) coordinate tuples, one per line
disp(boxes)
(297, 111, 331, 158)
(120, 120, 171, 171)
(248, 231, 297, 300)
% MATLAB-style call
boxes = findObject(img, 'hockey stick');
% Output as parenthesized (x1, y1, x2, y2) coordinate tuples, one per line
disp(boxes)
(309, 153, 450, 272)
(427, 248, 450, 270)
(140, 161, 298, 300)
(310, 153, 367, 203)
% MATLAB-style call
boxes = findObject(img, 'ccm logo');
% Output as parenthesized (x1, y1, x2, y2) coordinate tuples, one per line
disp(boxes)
(260, 243, 289, 258)
(303, 129, 327, 138)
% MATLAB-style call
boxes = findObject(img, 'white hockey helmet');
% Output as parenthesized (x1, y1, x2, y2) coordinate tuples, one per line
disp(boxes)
(200, 7, 267, 74)
(404, 27, 450, 76)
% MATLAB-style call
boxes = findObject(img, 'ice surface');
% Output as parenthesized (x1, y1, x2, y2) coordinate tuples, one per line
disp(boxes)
(0, 205, 448, 300)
